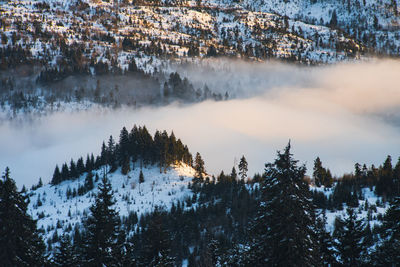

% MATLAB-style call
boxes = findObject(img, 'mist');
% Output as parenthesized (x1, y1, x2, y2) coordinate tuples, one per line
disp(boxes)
(1, 59, 400, 187)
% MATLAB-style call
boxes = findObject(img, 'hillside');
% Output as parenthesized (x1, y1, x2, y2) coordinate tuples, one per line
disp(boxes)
(27, 162, 197, 247)
(28, 163, 391, 255)
(1, 0, 399, 72)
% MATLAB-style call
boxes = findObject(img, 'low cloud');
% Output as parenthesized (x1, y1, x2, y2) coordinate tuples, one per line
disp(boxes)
(1, 59, 400, 187)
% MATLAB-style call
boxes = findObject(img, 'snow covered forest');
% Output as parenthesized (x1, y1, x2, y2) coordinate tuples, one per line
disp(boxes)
(1, 125, 400, 266)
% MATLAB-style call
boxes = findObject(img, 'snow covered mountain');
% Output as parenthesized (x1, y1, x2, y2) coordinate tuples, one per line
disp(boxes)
(1, 0, 399, 73)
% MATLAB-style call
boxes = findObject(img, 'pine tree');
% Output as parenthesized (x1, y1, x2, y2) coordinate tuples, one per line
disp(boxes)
(238, 155, 248, 181)
(248, 143, 320, 266)
(0, 167, 46, 266)
(52, 165, 61, 184)
(84, 172, 94, 191)
(61, 163, 69, 182)
(100, 141, 107, 166)
(141, 208, 174, 266)
(230, 166, 237, 180)
(129, 125, 139, 164)
(376, 155, 394, 198)
(333, 208, 367, 266)
(107, 135, 117, 172)
(316, 211, 336, 266)
(77, 157, 85, 175)
(121, 157, 131, 175)
(167, 131, 177, 165)
(394, 157, 400, 195)
(37, 177, 43, 188)
(118, 127, 130, 168)
(330, 10, 338, 27)
(53, 234, 77, 266)
(313, 157, 324, 187)
(374, 197, 400, 265)
(140, 126, 154, 166)
(313, 157, 332, 187)
(139, 169, 145, 184)
(69, 159, 78, 179)
(82, 173, 124, 266)
(85, 154, 92, 172)
(194, 152, 205, 180)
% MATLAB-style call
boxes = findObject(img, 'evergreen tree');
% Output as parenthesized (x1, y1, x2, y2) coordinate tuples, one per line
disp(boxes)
(313, 157, 324, 187)
(139, 126, 154, 167)
(121, 157, 131, 175)
(394, 157, 400, 196)
(52, 165, 61, 184)
(107, 135, 117, 172)
(82, 173, 124, 266)
(100, 141, 107, 166)
(85, 154, 92, 172)
(333, 208, 367, 266)
(248, 143, 320, 266)
(153, 130, 164, 172)
(129, 125, 139, 164)
(374, 197, 400, 265)
(167, 131, 177, 165)
(37, 177, 43, 188)
(354, 162, 362, 178)
(238, 155, 248, 181)
(330, 10, 338, 27)
(61, 163, 69, 182)
(376, 155, 394, 198)
(53, 234, 77, 267)
(230, 166, 237, 180)
(194, 152, 205, 180)
(313, 157, 332, 187)
(118, 127, 130, 171)
(77, 157, 85, 175)
(316, 211, 336, 266)
(0, 167, 46, 266)
(84, 172, 94, 191)
(69, 159, 78, 179)
(139, 169, 145, 184)
(140, 208, 174, 266)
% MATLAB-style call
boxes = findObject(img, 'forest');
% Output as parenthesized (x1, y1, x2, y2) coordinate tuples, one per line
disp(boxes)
(0, 58, 227, 119)
(1, 125, 400, 266)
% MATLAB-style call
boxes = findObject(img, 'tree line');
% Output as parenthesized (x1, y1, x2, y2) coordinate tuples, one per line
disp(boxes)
(51, 125, 193, 185)
(312, 155, 400, 210)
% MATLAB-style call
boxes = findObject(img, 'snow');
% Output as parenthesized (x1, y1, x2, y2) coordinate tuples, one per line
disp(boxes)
(2, 0, 397, 73)
(312, 186, 389, 232)
(27, 163, 197, 244)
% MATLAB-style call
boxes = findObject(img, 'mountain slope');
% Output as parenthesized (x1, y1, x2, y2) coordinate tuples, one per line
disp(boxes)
(27, 163, 196, 245)
(1, 0, 398, 73)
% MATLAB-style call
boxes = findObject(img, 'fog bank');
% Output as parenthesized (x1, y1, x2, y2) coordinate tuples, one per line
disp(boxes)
(1, 59, 400, 187)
